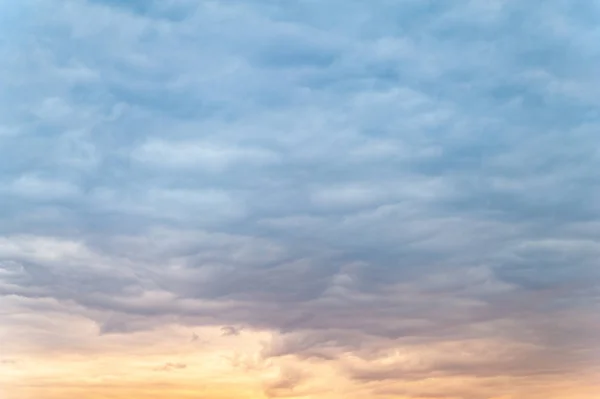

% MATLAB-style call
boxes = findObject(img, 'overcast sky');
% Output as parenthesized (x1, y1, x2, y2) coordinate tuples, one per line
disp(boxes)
(1, 1, 600, 398)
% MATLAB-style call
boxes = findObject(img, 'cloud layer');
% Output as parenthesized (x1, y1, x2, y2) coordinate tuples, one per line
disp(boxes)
(1, 1, 600, 398)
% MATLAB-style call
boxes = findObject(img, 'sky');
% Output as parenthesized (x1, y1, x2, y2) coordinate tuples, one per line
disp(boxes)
(1, 0, 600, 398)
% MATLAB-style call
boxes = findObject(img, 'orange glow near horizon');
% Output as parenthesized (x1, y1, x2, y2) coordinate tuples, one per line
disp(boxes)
(2, 301, 599, 399)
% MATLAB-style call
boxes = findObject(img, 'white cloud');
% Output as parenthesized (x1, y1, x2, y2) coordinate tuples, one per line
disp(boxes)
(310, 184, 387, 209)
(89, 187, 246, 224)
(6, 175, 81, 200)
(132, 139, 279, 171)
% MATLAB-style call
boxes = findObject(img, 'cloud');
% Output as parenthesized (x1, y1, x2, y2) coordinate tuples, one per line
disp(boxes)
(5, 175, 81, 200)
(1, 0, 600, 398)
(156, 362, 187, 372)
(132, 139, 280, 171)
(263, 366, 308, 398)
(221, 325, 242, 336)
